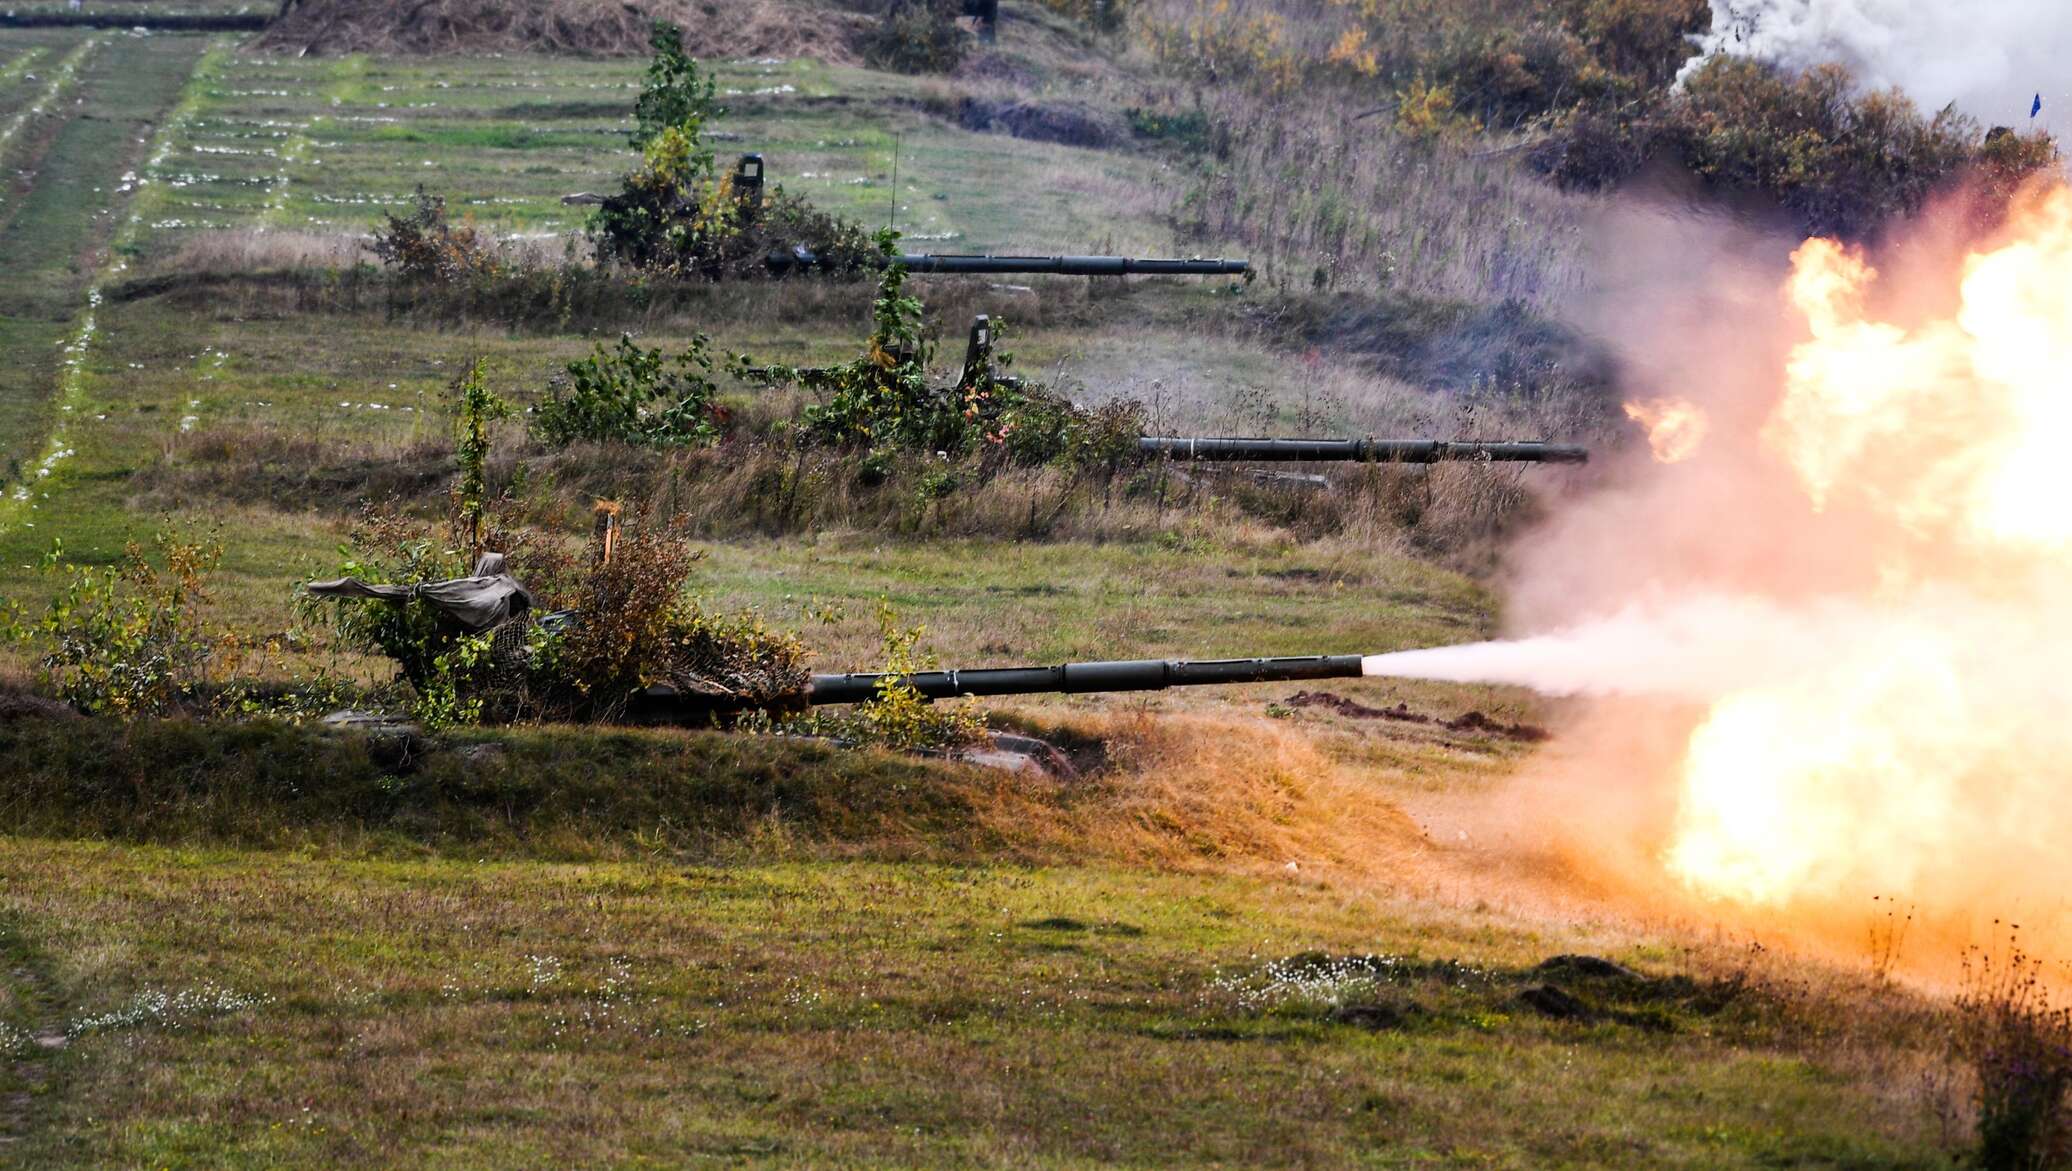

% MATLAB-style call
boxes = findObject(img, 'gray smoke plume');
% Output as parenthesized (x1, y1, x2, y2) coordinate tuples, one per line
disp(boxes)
(1681, 0, 2072, 126)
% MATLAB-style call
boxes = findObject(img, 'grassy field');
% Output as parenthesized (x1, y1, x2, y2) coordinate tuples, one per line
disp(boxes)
(0, 839, 1953, 1169)
(127, 50, 1197, 260)
(0, 8, 1995, 1167)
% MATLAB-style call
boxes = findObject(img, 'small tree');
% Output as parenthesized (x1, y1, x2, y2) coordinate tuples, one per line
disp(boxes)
(796, 600, 985, 750)
(451, 358, 511, 561)
(592, 22, 742, 274)
(631, 21, 722, 155)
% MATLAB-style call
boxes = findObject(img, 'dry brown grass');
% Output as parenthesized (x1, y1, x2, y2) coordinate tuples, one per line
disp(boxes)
(126, 404, 1589, 577)
(988, 710, 1430, 879)
(157, 228, 370, 273)
(1171, 92, 1599, 307)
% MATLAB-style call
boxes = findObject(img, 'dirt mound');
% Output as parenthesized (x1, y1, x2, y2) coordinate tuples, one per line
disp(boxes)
(258, 0, 867, 62)
(1284, 691, 1551, 742)
(0, 688, 76, 723)
(955, 96, 1124, 148)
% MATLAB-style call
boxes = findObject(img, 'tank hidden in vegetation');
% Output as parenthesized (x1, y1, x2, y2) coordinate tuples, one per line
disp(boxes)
(1139, 436, 1589, 464)
(728, 154, 1248, 278)
(309, 554, 1364, 725)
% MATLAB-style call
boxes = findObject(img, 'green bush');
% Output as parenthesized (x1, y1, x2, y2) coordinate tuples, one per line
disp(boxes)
(791, 602, 985, 752)
(533, 333, 724, 448)
(2, 533, 222, 718)
(860, 0, 969, 73)
(1673, 58, 1989, 236)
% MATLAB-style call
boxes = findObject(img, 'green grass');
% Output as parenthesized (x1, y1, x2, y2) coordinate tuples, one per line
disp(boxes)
(124, 50, 1202, 257)
(0, 834, 1951, 1168)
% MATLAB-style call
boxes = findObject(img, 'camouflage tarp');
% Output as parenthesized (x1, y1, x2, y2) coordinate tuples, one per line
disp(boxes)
(307, 553, 532, 633)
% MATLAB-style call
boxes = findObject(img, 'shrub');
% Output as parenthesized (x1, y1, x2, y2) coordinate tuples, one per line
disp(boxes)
(308, 511, 479, 697)
(1525, 54, 2058, 236)
(1671, 59, 1978, 236)
(1395, 77, 1481, 142)
(1141, 0, 1302, 93)
(860, 0, 969, 74)
(1561, 0, 1706, 84)
(369, 186, 500, 282)
(1127, 106, 1220, 154)
(1428, 22, 1595, 128)
(525, 515, 808, 722)
(1954, 933, 2072, 1170)
(3, 532, 223, 718)
(533, 333, 725, 448)
(1528, 103, 1667, 189)
(795, 602, 985, 751)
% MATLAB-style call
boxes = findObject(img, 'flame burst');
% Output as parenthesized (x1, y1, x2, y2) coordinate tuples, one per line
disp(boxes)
(1663, 187, 2072, 909)
(1623, 396, 1710, 463)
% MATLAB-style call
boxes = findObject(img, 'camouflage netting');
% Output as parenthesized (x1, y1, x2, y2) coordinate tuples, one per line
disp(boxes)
(477, 604, 812, 722)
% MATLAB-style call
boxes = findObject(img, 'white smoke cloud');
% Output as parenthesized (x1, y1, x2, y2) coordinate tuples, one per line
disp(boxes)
(1682, 0, 2072, 126)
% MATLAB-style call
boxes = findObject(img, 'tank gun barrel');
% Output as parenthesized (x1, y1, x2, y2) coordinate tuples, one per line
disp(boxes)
(1140, 436, 1588, 464)
(893, 254, 1249, 276)
(805, 654, 1363, 706)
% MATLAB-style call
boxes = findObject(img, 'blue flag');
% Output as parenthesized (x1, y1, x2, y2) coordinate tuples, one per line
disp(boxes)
(2033, 93, 2043, 118)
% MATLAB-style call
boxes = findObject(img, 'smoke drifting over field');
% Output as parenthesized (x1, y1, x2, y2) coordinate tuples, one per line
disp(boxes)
(1682, 0, 2072, 125)
(1366, 182, 2072, 946)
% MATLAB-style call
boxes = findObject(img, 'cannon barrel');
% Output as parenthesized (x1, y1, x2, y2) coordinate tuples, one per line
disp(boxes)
(805, 654, 1364, 706)
(893, 254, 1249, 276)
(1140, 436, 1589, 464)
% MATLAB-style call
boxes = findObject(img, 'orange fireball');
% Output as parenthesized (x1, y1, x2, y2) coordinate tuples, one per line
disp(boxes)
(1623, 397, 1710, 463)
(1664, 185, 2072, 911)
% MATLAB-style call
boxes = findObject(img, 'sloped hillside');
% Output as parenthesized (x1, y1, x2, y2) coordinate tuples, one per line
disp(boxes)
(260, 0, 869, 60)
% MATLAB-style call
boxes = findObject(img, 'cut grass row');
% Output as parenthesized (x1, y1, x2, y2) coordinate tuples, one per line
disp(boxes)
(118, 47, 1203, 261)
(0, 32, 208, 482)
